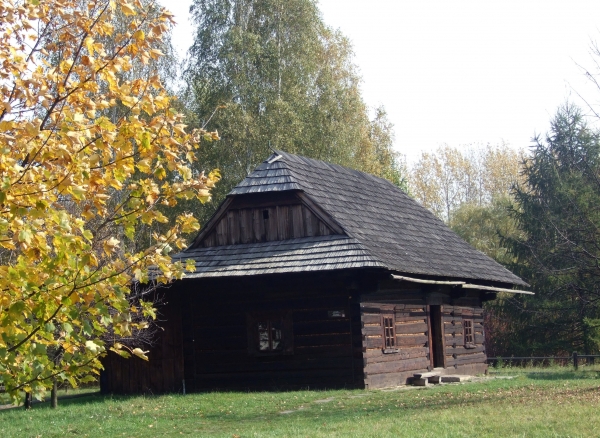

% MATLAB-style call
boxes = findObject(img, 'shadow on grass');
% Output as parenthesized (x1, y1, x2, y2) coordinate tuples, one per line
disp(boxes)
(0, 391, 141, 413)
(525, 370, 600, 381)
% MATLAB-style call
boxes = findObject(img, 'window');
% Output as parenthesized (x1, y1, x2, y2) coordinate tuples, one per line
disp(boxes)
(381, 311, 397, 353)
(257, 320, 283, 352)
(463, 319, 475, 348)
(247, 311, 293, 355)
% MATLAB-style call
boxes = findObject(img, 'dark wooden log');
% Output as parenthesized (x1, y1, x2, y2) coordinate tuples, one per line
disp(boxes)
(395, 322, 428, 334)
(397, 334, 429, 346)
(364, 357, 430, 376)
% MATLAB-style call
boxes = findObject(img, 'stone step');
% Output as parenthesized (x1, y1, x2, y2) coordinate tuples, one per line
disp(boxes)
(413, 371, 440, 379)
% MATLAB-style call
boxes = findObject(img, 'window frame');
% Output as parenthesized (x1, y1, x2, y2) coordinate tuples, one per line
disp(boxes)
(463, 318, 475, 348)
(381, 309, 398, 354)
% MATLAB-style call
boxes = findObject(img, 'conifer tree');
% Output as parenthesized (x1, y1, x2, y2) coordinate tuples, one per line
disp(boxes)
(505, 105, 600, 355)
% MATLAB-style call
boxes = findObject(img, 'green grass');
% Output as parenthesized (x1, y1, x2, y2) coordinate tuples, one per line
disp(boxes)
(2, 366, 600, 437)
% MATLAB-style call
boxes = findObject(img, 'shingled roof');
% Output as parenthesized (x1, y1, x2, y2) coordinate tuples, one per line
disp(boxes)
(175, 151, 526, 286)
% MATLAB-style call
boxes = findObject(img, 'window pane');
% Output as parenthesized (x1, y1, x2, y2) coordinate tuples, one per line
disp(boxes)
(271, 321, 283, 351)
(258, 322, 270, 351)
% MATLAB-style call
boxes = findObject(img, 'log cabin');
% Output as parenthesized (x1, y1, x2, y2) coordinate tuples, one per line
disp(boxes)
(100, 151, 529, 393)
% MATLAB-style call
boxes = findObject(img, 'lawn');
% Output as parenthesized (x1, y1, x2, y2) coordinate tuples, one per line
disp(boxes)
(1, 366, 600, 437)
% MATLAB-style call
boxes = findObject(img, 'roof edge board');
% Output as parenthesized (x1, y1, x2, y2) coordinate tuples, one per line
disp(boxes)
(296, 192, 346, 236)
(461, 283, 534, 295)
(188, 197, 234, 249)
(391, 274, 533, 294)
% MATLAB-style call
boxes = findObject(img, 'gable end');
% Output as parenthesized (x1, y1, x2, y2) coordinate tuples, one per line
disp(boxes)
(191, 191, 345, 248)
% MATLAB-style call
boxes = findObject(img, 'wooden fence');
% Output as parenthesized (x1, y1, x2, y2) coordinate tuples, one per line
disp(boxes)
(487, 352, 600, 369)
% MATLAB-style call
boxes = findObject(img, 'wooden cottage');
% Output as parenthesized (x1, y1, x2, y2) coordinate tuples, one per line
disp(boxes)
(101, 151, 529, 393)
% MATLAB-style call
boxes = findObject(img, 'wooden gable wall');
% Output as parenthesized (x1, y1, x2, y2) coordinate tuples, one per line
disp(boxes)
(196, 192, 343, 248)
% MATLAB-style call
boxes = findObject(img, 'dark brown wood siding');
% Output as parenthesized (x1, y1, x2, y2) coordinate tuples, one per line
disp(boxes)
(359, 281, 489, 388)
(100, 291, 184, 394)
(361, 291, 431, 389)
(200, 204, 334, 247)
(443, 303, 487, 374)
(179, 272, 365, 391)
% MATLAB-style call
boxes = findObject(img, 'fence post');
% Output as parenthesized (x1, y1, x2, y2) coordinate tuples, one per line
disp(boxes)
(573, 351, 578, 370)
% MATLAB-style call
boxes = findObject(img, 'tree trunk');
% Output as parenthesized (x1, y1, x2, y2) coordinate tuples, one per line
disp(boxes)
(24, 391, 32, 409)
(51, 378, 58, 408)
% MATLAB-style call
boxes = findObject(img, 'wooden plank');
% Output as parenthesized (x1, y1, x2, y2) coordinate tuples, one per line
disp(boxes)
(253, 208, 266, 242)
(295, 333, 352, 347)
(294, 319, 351, 336)
(395, 322, 428, 334)
(362, 346, 429, 362)
(198, 356, 356, 374)
(445, 335, 465, 347)
(364, 347, 428, 363)
(395, 316, 428, 324)
(229, 192, 301, 209)
(266, 207, 278, 241)
(447, 352, 487, 366)
(303, 205, 315, 237)
(362, 326, 384, 336)
(276, 205, 289, 240)
(446, 345, 486, 355)
(239, 209, 253, 243)
(291, 204, 304, 238)
(397, 334, 428, 346)
(444, 324, 464, 335)
(227, 210, 239, 244)
(360, 304, 384, 313)
(215, 216, 228, 246)
(365, 358, 430, 376)
(365, 336, 384, 349)
(190, 197, 233, 248)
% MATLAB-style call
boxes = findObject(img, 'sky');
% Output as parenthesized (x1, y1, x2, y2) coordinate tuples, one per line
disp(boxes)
(159, 0, 600, 162)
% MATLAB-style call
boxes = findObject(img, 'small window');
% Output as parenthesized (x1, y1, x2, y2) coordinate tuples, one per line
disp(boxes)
(257, 320, 283, 352)
(464, 319, 475, 348)
(382, 314, 397, 352)
(247, 311, 293, 355)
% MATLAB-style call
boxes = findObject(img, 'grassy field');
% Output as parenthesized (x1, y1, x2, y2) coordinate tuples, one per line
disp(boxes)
(1, 366, 600, 437)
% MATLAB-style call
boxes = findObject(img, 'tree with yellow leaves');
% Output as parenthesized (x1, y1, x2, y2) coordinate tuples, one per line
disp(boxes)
(0, 0, 218, 402)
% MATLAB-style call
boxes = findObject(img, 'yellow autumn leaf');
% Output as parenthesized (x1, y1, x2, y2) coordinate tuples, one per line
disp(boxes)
(133, 30, 145, 42)
(132, 348, 149, 361)
(121, 2, 136, 16)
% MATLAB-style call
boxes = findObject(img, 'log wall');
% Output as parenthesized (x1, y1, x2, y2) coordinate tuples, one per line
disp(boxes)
(360, 285, 488, 389)
(100, 291, 184, 394)
(442, 303, 488, 375)
(360, 291, 431, 388)
(179, 272, 365, 391)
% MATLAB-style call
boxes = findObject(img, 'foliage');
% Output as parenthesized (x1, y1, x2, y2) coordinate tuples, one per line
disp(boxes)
(409, 143, 523, 222)
(3, 371, 600, 437)
(183, 0, 402, 222)
(450, 196, 522, 268)
(505, 104, 600, 355)
(0, 0, 218, 402)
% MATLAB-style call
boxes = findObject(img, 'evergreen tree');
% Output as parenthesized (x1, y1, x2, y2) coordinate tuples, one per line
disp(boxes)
(506, 105, 600, 355)
(182, 0, 401, 222)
